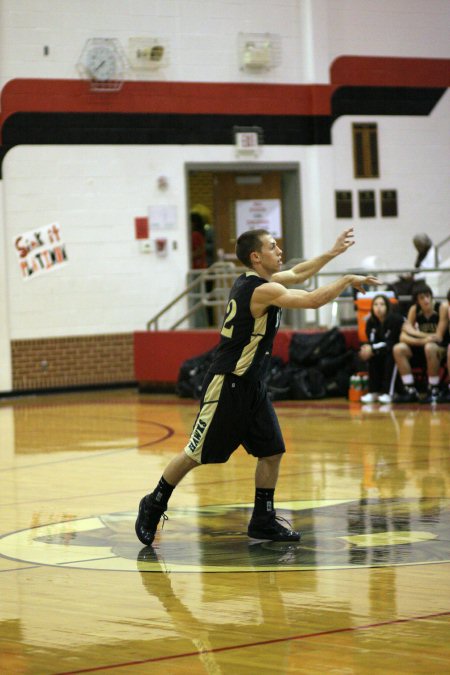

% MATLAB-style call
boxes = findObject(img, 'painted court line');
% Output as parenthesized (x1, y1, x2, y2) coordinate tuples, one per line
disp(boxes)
(55, 609, 450, 674)
(0, 421, 174, 473)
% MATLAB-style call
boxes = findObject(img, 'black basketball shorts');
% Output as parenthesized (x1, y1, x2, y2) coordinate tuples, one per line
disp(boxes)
(183, 371, 286, 464)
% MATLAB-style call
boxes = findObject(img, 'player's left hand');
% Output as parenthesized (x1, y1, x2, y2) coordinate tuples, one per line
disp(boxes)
(330, 227, 355, 256)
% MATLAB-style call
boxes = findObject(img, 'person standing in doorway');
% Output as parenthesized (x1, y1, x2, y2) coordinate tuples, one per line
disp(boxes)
(190, 212, 209, 327)
(191, 212, 207, 270)
(191, 208, 216, 326)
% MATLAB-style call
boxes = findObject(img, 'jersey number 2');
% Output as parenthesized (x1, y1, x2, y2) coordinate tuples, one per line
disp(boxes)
(221, 299, 237, 338)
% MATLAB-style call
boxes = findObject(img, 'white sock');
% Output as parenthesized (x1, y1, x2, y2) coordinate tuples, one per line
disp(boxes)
(402, 374, 414, 386)
(428, 376, 439, 386)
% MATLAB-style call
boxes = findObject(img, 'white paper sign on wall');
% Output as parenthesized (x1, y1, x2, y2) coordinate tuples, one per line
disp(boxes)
(148, 205, 177, 230)
(14, 223, 68, 280)
(235, 199, 282, 238)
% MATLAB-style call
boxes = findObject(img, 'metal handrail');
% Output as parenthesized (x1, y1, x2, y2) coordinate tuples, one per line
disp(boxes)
(146, 263, 244, 330)
(436, 234, 450, 267)
(314, 266, 450, 301)
(146, 264, 450, 331)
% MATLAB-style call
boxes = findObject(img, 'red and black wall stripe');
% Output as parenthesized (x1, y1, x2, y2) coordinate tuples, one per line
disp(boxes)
(0, 56, 448, 177)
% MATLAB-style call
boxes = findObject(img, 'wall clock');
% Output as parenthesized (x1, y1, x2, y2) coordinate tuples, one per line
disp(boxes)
(77, 38, 127, 91)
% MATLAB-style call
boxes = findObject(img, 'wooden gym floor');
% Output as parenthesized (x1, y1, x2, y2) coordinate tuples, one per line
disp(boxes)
(0, 388, 449, 674)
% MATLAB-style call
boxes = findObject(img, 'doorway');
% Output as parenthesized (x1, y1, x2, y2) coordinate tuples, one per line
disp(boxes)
(186, 162, 303, 328)
(186, 163, 302, 265)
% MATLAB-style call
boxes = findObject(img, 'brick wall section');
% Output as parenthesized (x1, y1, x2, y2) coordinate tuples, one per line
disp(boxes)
(11, 333, 134, 391)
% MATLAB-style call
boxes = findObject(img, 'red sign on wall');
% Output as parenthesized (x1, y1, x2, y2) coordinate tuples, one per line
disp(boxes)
(134, 217, 149, 239)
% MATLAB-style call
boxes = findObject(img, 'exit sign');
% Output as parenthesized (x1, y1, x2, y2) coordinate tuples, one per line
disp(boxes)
(235, 131, 259, 150)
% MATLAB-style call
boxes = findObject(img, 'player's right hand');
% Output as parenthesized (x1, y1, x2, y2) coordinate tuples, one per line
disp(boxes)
(349, 274, 381, 293)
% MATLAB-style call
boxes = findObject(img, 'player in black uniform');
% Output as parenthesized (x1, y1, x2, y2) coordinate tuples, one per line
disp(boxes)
(393, 284, 449, 403)
(436, 289, 450, 403)
(136, 227, 380, 545)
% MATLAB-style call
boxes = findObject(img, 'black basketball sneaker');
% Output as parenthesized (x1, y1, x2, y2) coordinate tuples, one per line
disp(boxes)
(247, 511, 301, 542)
(135, 495, 168, 546)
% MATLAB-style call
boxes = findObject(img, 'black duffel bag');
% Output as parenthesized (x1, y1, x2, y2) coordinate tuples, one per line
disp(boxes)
(291, 367, 327, 400)
(289, 327, 346, 368)
(175, 347, 217, 399)
(265, 357, 294, 401)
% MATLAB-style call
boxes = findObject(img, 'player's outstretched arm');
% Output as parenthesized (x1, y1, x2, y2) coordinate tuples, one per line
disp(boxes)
(272, 227, 355, 287)
(252, 274, 380, 315)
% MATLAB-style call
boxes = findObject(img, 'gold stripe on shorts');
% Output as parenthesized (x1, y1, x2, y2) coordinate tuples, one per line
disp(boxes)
(183, 374, 224, 463)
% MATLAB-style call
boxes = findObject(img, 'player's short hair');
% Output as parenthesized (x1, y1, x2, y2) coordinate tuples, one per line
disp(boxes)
(236, 229, 269, 268)
(413, 283, 433, 303)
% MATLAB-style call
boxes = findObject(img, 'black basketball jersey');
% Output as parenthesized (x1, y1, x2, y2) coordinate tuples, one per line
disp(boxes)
(210, 272, 281, 378)
(415, 301, 440, 334)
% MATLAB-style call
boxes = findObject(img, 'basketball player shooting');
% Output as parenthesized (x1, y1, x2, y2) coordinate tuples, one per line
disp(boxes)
(136, 226, 380, 545)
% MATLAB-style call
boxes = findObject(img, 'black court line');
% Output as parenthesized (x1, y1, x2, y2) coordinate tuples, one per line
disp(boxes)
(58, 555, 119, 565)
(0, 564, 41, 573)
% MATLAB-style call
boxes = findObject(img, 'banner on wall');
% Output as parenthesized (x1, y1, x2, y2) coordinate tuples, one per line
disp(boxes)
(235, 199, 282, 238)
(14, 223, 68, 280)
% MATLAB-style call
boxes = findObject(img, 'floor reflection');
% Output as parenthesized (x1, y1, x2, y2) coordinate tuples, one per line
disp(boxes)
(136, 545, 292, 671)
(357, 406, 449, 502)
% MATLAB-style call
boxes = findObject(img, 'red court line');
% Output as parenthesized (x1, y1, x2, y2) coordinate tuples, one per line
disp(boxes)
(56, 610, 450, 674)
(0, 417, 174, 474)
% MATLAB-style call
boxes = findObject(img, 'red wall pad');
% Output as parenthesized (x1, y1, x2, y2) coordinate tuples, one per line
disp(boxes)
(134, 329, 359, 384)
(134, 330, 220, 383)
